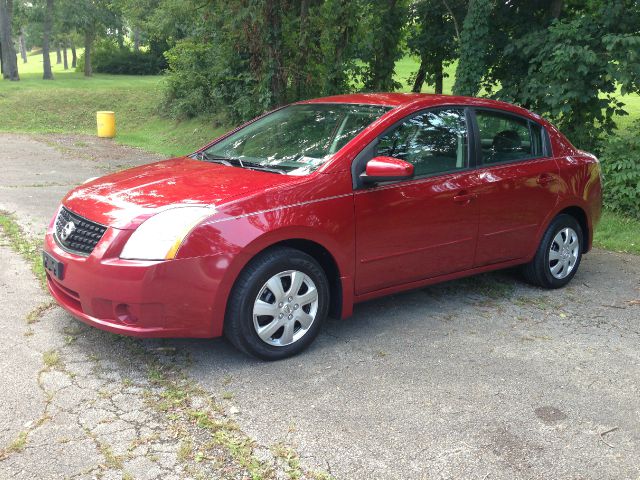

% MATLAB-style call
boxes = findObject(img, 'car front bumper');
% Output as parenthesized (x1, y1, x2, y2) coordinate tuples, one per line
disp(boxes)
(43, 225, 221, 338)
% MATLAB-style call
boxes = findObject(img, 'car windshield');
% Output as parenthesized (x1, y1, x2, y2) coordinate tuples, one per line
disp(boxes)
(203, 103, 391, 175)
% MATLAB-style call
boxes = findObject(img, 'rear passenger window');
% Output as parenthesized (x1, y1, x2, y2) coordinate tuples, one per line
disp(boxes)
(476, 110, 543, 164)
(376, 109, 468, 177)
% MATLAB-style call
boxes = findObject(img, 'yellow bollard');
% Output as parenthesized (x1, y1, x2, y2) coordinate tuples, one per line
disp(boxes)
(96, 111, 116, 138)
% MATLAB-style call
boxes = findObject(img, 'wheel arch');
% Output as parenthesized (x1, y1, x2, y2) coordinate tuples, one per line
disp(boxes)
(556, 205, 590, 253)
(214, 234, 347, 339)
(535, 202, 592, 259)
(259, 239, 343, 319)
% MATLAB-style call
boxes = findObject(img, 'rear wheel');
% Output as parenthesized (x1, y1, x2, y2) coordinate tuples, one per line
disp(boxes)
(224, 247, 329, 360)
(523, 214, 583, 289)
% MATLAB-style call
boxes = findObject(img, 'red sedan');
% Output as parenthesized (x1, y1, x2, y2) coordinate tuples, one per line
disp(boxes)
(43, 93, 602, 359)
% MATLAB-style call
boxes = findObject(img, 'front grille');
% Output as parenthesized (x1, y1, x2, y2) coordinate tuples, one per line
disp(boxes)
(54, 207, 107, 255)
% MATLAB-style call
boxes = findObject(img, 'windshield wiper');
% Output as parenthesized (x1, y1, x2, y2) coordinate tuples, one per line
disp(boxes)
(195, 152, 285, 174)
(243, 164, 286, 175)
(195, 152, 240, 166)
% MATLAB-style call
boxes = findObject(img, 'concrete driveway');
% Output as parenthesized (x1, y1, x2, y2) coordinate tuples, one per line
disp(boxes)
(1, 133, 639, 479)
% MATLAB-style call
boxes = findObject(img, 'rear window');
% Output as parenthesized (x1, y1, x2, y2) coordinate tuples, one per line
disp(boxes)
(476, 110, 544, 164)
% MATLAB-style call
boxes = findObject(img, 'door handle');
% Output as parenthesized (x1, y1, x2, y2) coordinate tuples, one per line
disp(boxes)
(537, 173, 555, 185)
(453, 191, 477, 204)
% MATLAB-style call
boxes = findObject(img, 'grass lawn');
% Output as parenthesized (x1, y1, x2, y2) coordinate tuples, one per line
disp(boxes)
(593, 211, 640, 255)
(2, 51, 639, 254)
(0, 50, 224, 156)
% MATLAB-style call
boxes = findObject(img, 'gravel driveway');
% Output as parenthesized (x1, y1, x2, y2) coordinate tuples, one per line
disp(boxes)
(1, 133, 639, 479)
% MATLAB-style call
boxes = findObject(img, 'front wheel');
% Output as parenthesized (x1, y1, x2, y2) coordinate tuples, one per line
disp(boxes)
(224, 247, 329, 360)
(523, 214, 583, 289)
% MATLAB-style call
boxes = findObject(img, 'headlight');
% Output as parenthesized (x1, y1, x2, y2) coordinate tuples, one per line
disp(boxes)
(120, 206, 215, 260)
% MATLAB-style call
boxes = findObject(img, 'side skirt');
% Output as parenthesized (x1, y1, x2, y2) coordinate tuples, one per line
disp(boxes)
(352, 256, 533, 305)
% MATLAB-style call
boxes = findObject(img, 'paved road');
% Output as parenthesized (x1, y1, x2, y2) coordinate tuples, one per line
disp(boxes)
(1, 133, 639, 479)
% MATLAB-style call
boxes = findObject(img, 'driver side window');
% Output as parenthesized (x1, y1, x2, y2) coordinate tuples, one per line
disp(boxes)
(376, 108, 468, 177)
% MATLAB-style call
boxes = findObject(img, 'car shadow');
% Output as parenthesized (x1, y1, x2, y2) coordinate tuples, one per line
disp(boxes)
(144, 268, 530, 368)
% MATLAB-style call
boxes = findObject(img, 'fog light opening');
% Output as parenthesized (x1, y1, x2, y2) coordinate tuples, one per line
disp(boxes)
(115, 304, 138, 325)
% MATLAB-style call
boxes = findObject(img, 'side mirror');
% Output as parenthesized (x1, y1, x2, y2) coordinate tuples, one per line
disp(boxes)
(360, 156, 414, 184)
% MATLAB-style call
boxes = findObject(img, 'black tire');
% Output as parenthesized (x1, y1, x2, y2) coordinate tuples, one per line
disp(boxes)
(224, 247, 329, 360)
(523, 214, 583, 289)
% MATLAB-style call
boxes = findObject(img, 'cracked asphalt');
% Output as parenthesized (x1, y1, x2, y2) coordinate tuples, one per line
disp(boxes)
(1, 133, 639, 479)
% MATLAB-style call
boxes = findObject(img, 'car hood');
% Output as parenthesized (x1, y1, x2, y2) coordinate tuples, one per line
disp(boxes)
(62, 157, 299, 229)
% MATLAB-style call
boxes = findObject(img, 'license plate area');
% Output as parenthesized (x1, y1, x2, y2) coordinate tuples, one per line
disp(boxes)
(43, 251, 64, 280)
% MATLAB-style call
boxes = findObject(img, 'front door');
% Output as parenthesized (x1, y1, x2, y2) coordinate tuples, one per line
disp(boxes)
(354, 108, 480, 295)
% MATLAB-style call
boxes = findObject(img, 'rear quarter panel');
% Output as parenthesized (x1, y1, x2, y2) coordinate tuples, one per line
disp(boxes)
(554, 152, 602, 250)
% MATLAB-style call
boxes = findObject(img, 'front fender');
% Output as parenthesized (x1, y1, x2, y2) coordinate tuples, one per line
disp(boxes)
(175, 191, 355, 337)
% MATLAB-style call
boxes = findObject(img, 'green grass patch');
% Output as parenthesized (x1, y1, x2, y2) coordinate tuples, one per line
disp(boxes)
(1, 55, 224, 156)
(594, 210, 640, 255)
(393, 56, 457, 94)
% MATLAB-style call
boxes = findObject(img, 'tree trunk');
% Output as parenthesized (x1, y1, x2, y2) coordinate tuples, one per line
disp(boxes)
(19, 28, 27, 63)
(293, 0, 310, 99)
(83, 30, 93, 77)
(71, 42, 77, 68)
(412, 57, 427, 93)
(434, 58, 443, 94)
(42, 0, 54, 79)
(264, 1, 286, 107)
(326, 12, 351, 95)
(62, 42, 68, 69)
(133, 28, 140, 51)
(55, 42, 61, 64)
(0, 0, 20, 80)
(550, 0, 563, 19)
(116, 27, 124, 49)
(366, 0, 402, 91)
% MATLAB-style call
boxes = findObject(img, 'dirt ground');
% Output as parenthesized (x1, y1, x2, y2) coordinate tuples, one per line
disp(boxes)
(1, 133, 639, 479)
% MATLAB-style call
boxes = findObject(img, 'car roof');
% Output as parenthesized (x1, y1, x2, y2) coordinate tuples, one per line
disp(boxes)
(299, 93, 539, 120)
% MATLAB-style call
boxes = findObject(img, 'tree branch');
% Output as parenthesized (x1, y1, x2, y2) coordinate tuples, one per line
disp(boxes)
(441, 0, 461, 39)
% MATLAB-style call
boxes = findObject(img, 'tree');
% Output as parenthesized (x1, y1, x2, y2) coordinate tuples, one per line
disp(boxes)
(452, 0, 492, 96)
(61, 38, 67, 68)
(18, 27, 26, 62)
(42, 0, 53, 79)
(70, 39, 76, 67)
(0, 0, 20, 80)
(408, 0, 465, 94)
(453, 0, 640, 151)
(318, 0, 362, 95)
(363, 0, 407, 91)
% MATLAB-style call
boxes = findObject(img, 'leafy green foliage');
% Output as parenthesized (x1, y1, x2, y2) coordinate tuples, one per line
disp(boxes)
(492, 1, 640, 152)
(452, 0, 492, 96)
(317, 0, 364, 95)
(600, 121, 640, 219)
(361, 0, 408, 91)
(406, 0, 464, 93)
(162, 39, 222, 119)
(161, 0, 370, 122)
(76, 40, 167, 75)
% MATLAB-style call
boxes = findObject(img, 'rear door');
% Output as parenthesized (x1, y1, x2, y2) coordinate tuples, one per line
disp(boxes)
(472, 109, 560, 266)
(353, 108, 481, 295)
